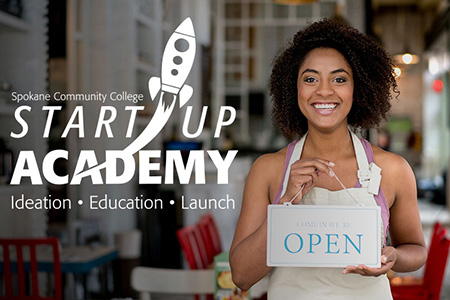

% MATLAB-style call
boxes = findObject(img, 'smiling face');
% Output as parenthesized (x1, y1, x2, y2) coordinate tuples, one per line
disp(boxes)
(297, 48, 354, 133)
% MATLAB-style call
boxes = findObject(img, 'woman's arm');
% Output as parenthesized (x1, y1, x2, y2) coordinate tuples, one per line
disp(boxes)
(229, 154, 275, 291)
(387, 154, 427, 272)
(344, 151, 427, 276)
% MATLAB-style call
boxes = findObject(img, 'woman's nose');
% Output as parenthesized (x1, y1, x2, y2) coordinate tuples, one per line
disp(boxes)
(316, 81, 334, 97)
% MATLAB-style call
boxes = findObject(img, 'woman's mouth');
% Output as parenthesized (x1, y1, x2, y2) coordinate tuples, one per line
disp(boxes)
(311, 102, 339, 115)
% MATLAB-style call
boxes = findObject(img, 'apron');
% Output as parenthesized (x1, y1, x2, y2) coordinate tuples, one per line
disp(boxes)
(267, 131, 393, 300)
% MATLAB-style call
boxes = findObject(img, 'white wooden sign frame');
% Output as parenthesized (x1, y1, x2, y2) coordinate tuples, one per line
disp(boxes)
(267, 205, 381, 268)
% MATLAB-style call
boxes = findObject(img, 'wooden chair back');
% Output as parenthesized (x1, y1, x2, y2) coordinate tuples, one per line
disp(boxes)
(422, 223, 450, 300)
(0, 237, 62, 300)
(198, 213, 222, 264)
(176, 225, 209, 269)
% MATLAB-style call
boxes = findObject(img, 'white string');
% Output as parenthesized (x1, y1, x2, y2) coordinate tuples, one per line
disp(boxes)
(288, 184, 306, 204)
(332, 171, 361, 206)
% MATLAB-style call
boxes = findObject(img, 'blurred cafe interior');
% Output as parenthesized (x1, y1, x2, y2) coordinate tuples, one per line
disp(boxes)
(1, 0, 450, 299)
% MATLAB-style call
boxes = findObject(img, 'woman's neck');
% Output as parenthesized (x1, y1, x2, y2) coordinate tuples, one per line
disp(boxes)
(303, 127, 354, 160)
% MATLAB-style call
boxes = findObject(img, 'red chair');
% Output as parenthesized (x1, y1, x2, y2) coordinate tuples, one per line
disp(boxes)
(176, 225, 209, 270)
(176, 225, 213, 300)
(0, 237, 62, 300)
(390, 222, 450, 300)
(198, 213, 222, 265)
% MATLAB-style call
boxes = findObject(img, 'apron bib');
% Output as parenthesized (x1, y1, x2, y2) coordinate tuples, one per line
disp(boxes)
(267, 132, 392, 300)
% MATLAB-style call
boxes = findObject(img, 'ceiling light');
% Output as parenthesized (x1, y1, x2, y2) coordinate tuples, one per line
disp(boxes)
(402, 53, 413, 64)
(394, 53, 420, 65)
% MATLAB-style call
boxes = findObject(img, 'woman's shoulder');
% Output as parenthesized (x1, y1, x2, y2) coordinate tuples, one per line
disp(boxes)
(252, 146, 288, 173)
(369, 143, 414, 179)
(246, 145, 290, 186)
(369, 143, 416, 206)
(246, 146, 290, 201)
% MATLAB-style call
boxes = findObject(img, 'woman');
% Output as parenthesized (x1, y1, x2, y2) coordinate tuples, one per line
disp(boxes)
(229, 18, 427, 299)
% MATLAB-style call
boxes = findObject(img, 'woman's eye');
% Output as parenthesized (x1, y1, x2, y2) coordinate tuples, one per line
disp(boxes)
(334, 77, 347, 83)
(304, 77, 317, 83)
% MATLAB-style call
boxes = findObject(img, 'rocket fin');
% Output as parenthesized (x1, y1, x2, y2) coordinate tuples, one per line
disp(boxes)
(148, 77, 161, 101)
(179, 84, 193, 108)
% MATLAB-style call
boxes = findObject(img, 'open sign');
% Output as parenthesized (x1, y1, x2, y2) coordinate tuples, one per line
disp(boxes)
(267, 205, 381, 268)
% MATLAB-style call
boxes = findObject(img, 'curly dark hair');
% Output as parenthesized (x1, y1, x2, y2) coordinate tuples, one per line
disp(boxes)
(270, 18, 398, 138)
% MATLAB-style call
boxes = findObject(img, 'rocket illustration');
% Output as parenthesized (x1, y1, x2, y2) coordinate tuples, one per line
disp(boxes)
(123, 17, 196, 155)
(149, 17, 195, 108)
(73, 18, 196, 178)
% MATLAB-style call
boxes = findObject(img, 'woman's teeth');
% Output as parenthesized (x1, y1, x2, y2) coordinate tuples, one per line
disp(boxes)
(313, 103, 337, 110)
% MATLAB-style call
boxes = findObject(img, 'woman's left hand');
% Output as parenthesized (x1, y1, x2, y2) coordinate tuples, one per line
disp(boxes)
(342, 246, 397, 277)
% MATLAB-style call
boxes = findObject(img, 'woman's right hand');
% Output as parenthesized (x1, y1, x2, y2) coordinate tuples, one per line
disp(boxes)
(279, 158, 335, 204)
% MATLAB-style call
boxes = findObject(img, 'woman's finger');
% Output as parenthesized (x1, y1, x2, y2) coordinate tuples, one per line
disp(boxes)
(290, 167, 319, 185)
(343, 247, 397, 277)
(288, 175, 313, 204)
(291, 159, 335, 177)
(279, 158, 335, 204)
(292, 158, 335, 167)
(343, 264, 388, 277)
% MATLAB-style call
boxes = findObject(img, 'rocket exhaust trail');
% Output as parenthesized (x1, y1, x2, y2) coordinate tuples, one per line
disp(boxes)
(73, 91, 176, 177)
(72, 17, 195, 178)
